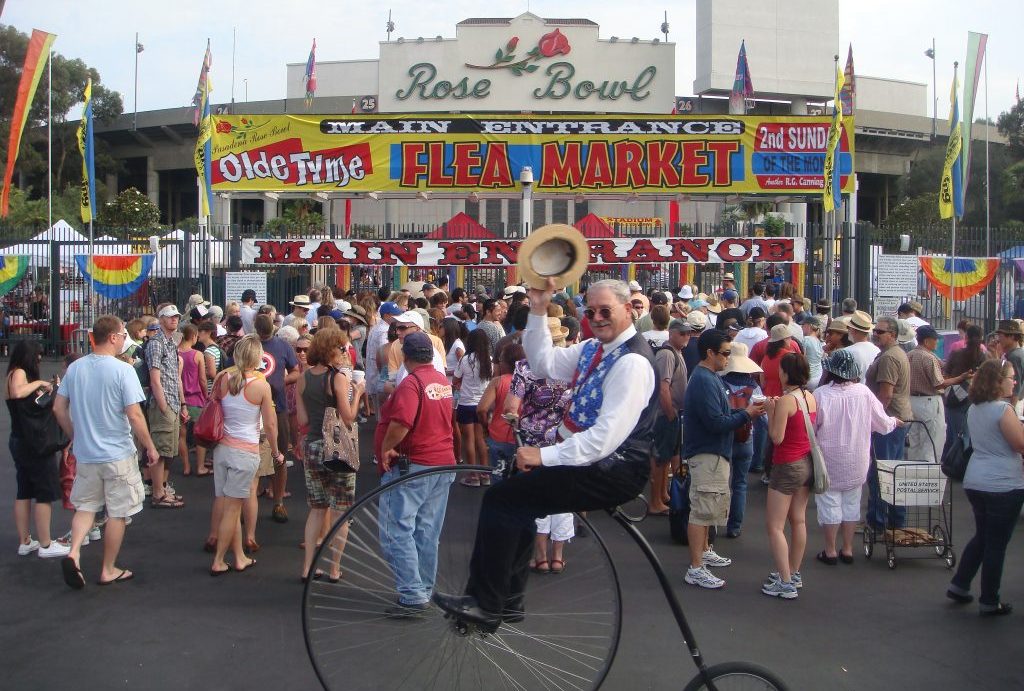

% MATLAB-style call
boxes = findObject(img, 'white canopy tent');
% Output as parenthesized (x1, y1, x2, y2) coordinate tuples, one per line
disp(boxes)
(0, 219, 90, 267)
(151, 236, 229, 278)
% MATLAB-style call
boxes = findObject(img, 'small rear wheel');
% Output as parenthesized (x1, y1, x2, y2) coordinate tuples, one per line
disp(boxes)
(945, 551, 957, 569)
(863, 527, 873, 558)
(683, 661, 789, 690)
(931, 525, 949, 557)
(617, 493, 649, 523)
(886, 549, 897, 570)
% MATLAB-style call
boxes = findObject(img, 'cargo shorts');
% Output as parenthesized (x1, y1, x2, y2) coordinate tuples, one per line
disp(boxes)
(685, 453, 731, 527)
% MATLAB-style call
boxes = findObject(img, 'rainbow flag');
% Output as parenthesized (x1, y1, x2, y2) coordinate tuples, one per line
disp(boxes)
(304, 39, 317, 108)
(75, 255, 155, 299)
(77, 78, 96, 223)
(919, 256, 997, 301)
(0, 256, 30, 297)
(191, 40, 212, 127)
(1, 30, 57, 217)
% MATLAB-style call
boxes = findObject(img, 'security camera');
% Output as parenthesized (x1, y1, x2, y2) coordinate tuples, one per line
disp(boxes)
(519, 166, 534, 186)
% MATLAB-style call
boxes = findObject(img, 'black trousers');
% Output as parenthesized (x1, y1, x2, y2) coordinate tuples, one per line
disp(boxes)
(465, 460, 649, 614)
(952, 488, 1024, 606)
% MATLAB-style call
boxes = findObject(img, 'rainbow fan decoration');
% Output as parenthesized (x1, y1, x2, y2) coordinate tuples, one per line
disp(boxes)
(0, 255, 29, 297)
(919, 256, 999, 301)
(75, 255, 155, 299)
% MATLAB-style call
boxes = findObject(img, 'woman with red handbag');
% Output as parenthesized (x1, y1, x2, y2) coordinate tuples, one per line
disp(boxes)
(208, 335, 283, 576)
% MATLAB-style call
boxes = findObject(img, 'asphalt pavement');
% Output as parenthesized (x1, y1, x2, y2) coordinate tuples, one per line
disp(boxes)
(3, 360, 1024, 690)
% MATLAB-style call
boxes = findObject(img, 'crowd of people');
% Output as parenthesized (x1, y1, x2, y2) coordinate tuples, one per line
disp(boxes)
(5, 273, 1022, 617)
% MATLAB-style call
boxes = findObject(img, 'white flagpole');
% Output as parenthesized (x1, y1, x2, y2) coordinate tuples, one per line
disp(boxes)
(984, 49, 990, 256)
(47, 49, 52, 231)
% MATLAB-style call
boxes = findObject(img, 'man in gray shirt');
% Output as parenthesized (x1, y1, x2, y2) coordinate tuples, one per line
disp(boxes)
(997, 320, 1024, 415)
(739, 282, 768, 319)
(649, 319, 689, 514)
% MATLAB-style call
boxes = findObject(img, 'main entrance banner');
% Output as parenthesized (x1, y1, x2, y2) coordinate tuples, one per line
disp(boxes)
(241, 236, 805, 266)
(212, 114, 854, 196)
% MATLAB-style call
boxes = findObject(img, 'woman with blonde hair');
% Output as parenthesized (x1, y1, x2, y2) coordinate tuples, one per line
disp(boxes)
(296, 327, 365, 582)
(209, 335, 282, 575)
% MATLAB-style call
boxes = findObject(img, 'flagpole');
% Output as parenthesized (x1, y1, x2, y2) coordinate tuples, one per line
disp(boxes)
(950, 61, 959, 326)
(47, 48, 52, 231)
(133, 32, 139, 130)
(984, 49, 990, 256)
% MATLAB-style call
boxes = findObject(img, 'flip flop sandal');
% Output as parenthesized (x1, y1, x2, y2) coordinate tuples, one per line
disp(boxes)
(151, 496, 184, 509)
(97, 570, 134, 586)
(530, 560, 550, 574)
(301, 569, 324, 584)
(839, 553, 855, 564)
(62, 557, 85, 590)
(202, 538, 217, 553)
(235, 558, 257, 573)
(550, 559, 566, 574)
(816, 550, 838, 566)
(210, 565, 233, 577)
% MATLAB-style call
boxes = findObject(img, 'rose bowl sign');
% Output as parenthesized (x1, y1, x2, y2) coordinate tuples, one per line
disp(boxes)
(377, 13, 674, 114)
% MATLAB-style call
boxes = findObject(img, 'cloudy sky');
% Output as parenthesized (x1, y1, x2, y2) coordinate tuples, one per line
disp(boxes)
(3, 0, 1020, 119)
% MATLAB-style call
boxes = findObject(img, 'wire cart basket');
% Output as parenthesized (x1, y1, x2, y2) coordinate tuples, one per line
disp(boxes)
(863, 421, 955, 570)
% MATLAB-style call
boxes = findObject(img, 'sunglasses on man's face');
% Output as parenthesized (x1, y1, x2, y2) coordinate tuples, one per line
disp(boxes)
(583, 306, 615, 321)
(872, 328, 892, 335)
(396, 324, 416, 331)
(295, 347, 308, 353)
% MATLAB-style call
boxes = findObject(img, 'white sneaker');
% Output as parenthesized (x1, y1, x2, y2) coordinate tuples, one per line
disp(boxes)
(764, 571, 803, 589)
(761, 578, 799, 599)
(88, 526, 102, 542)
(17, 538, 39, 556)
(37, 540, 71, 559)
(685, 565, 726, 589)
(702, 548, 733, 568)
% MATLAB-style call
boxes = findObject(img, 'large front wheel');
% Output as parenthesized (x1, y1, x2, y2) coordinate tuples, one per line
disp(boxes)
(302, 465, 623, 691)
(683, 661, 790, 690)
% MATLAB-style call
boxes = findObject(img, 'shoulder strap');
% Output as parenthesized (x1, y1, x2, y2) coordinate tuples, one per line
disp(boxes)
(793, 387, 816, 440)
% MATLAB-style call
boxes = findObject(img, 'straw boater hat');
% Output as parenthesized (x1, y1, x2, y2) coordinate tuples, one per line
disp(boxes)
(705, 294, 722, 314)
(721, 342, 762, 375)
(847, 310, 874, 333)
(289, 294, 312, 309)
(547, 317, 570, 345)
(516, 223, 590, 290)
(826, 319, 849, 335)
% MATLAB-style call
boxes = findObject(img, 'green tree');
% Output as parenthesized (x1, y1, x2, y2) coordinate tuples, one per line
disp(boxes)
(96, 187, 160, 235)
(883, 192, 941, 226)
(997, 98, 1024, 159)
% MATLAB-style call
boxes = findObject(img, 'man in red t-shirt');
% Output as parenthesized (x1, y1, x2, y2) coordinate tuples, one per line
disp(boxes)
(374, 332, 457, 619)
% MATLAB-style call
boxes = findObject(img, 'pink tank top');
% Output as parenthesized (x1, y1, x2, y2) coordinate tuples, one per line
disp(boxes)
(179, 349, 205, 408)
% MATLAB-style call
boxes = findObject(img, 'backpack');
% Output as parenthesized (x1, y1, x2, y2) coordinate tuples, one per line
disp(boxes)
(728, 385, 755, 443)
(134, 341, 151, 392)
(650, 341, 683, 382)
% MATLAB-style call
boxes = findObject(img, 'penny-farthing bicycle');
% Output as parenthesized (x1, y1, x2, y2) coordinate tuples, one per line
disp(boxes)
(302, 464, 788, 690)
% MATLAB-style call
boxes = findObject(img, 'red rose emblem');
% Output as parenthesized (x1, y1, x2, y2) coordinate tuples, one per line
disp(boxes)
(506, 36, 519, 51)
(215, 121, 232, 134)
(538, 29, 570, 58)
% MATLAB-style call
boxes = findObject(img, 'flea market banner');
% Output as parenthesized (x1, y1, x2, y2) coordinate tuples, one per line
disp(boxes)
(241, 236, 804, 266)
(212, 114, 854, 195)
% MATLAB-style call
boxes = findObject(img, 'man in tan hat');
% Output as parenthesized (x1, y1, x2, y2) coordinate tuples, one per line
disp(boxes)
(997, 319, 1024, 414)
(898, 301, 929, 330)
(283, 295, 311, 328)
(843, 310, 880, 379)
(648, 318, 690, 515)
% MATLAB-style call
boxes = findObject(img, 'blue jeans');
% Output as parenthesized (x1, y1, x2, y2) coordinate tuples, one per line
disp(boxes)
(951, 489, 1024, 607)
(749, 416, 768, 473)
(727, 439, 754, 534)
(867, 427, 908, 529)
(378, 464, 456, 605)
(485, 438, 517, 480)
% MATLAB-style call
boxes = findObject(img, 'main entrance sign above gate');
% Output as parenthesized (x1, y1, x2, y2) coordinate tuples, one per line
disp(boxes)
(211, 114, 855, 196)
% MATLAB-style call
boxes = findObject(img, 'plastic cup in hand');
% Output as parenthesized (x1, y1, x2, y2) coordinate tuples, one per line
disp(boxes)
(351, 370, 365, 385)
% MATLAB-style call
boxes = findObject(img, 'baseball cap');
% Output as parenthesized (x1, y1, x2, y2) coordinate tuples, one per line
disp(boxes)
(916, 325, 940, 342)
(145, 322, 161, 332)
(668, 318, 691, 333)
(393, 311, 425, 330)
(722, 289, 738, 302)
(187, 293, 210, 308)
(158, 305, 181, 318)
(421, 283, 436, 291)
(748, 306, 766, 320)
(401, 331, 434, 359)
(379, 301, 403, 317)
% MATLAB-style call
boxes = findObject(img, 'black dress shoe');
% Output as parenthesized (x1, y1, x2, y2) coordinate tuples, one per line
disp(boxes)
(432, 593, 501, 632)
(980, 602, 1013, 616)
(503, 595, 525, 623)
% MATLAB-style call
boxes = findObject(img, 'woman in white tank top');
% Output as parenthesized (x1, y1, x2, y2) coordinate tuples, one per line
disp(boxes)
(209, 335, 282, 576)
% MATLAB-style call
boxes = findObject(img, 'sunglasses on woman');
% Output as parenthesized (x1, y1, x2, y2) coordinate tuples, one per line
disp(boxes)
(583, 307, 615, 321)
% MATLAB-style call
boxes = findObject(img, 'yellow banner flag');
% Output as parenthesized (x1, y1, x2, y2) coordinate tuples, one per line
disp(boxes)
(823, 64, 845, 213)
(939, 74, 963, 220)
(76, 78, 95, 224)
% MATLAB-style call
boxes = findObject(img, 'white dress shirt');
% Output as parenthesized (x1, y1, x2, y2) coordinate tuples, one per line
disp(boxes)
(522, 312, 655, 467)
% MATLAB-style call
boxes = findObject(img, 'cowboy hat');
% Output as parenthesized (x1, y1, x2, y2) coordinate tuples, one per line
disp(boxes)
(847, 310, 874, 333)
(516, 223, 589, 290)
(705, 295, 722, 314)
(720, 342, 762, 375)
(996, 319, 1023, 336)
